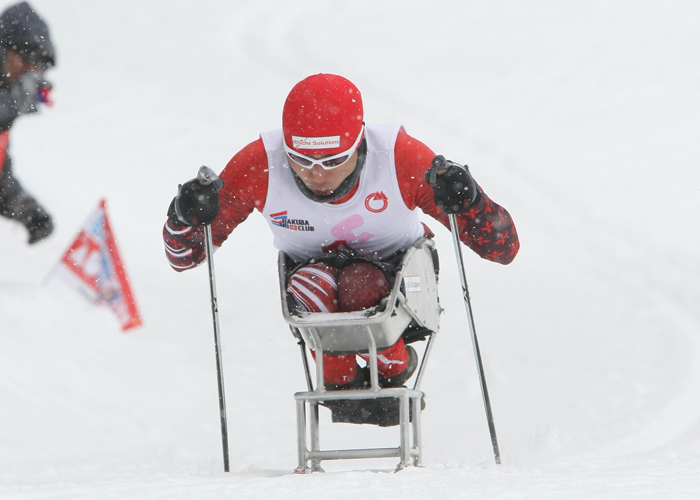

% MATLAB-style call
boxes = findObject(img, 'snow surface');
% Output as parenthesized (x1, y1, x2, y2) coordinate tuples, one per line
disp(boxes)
(2, 1, 700, 498)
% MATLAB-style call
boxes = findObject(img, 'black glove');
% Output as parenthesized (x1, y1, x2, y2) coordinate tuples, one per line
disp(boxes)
(424, 155, 480, 214)
(26, 210, 53, 244)
(168, 166, 224, 226)
(16, 198, 54, 244)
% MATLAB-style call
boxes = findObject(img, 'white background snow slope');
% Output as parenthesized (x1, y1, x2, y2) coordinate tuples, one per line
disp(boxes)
(2, 1, 700, 498)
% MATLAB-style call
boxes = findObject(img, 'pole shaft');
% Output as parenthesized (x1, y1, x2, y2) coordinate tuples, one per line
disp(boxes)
(204, 225, 230, 472)
(448, 214, 501, 464)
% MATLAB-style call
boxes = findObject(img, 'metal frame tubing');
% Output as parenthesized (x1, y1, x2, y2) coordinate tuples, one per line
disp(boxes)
(294, 326, 425, 472)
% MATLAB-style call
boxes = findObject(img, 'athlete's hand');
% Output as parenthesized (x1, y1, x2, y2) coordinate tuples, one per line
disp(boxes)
(168, 166, 224, 226)
(424, 155, 480, 214)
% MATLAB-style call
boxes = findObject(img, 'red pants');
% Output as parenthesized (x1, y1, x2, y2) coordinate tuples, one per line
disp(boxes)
(287, 261, 409, 385)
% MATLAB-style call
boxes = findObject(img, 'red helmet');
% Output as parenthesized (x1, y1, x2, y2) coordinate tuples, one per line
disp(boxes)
(283, 74, 364, 156)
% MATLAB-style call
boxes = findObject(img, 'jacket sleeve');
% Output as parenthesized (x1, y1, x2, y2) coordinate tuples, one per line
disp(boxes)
(395, 131, 520, 265)
(162, 220, 206, 272)
(0, 85, 21, 131)
(162, 138, 270, 272)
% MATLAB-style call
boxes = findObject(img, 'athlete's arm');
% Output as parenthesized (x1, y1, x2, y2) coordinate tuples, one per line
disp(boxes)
(394, 131, 519, 264)
(163, 138, 270, 271)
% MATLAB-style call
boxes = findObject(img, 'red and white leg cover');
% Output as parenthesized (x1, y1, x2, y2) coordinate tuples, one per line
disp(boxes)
(288, 261, 408, 385)
(287, 262, 339, 313)
(358, 337, 408, 378)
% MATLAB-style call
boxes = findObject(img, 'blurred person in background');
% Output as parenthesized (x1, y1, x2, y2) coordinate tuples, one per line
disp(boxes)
(0, 1, 55, 244)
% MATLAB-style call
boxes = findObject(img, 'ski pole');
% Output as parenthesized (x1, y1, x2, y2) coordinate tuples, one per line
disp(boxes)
(197, 166, 230, 473)
(204, 223, 229, 472)
(448, 213, 501, 465)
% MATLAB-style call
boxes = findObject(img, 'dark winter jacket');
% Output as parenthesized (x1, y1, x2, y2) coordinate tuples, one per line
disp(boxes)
(0, 2, 55, 131)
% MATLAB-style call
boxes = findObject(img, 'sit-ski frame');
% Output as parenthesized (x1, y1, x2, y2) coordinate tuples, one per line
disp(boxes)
(279, 238, 442, 472)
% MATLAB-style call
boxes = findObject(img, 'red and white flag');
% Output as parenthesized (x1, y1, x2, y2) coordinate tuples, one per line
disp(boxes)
(55, 199, 142, 331)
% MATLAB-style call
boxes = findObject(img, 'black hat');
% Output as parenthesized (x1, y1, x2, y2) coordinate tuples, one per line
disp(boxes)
(0, 2, 55, 68)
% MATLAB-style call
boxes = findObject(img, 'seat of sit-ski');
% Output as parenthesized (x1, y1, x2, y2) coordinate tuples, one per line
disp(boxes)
(279, 237, 441, 355)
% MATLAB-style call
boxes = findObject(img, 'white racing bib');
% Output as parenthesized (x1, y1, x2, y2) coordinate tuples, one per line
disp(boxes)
(261, 124, 424, 262)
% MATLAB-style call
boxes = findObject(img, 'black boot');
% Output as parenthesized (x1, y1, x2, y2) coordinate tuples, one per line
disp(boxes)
(329, 395, 425, 427)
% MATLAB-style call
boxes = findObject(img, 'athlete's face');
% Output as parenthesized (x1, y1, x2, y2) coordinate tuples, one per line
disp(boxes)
(288, 150, 359, 196)
(2, 49, 44, 83)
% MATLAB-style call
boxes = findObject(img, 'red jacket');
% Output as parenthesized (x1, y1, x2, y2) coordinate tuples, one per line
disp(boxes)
(163, 131, 519, 271)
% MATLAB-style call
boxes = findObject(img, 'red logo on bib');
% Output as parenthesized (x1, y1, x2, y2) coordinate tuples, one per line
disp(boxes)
(365, 192, 388, 213)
